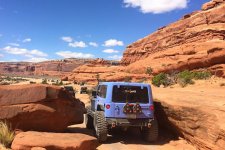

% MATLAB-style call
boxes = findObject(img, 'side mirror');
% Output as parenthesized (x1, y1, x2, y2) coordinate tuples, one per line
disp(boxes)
(92, 91, 97, 98)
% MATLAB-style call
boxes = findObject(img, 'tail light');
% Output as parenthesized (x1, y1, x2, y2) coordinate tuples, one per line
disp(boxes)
(149, 105, 154, 111)
(106, 104, 110, 109)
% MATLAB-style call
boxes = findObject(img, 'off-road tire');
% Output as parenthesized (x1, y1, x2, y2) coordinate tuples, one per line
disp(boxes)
(141, 119, 158, 142)
(94, 111, 108, 142)
(85, 106, 94, 129)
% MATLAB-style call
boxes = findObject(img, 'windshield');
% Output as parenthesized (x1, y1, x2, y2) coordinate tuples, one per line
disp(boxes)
(112, 85, 149, 103)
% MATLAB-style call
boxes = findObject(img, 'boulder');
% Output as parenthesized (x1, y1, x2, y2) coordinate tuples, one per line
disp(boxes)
(0, 84, 85, 132)
(11, 131, 98, 150)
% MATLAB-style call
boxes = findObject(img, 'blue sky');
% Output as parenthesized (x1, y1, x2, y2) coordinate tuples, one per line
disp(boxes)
(0, 0, 209, 62)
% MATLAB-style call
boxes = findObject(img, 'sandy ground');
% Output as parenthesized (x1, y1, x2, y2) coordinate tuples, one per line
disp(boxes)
(152, 77, 225, 130)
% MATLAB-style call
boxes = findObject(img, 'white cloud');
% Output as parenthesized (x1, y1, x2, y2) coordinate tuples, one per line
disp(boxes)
(108, 55, 122, 60)
(68, 41, 87, 48)
(56, 51, 94, 59)
(0, 54, 3, 57)
(8, 43, 20, 47)
(25, 57, 48, 62)
(22, 38, 32, 43)
(103, 49, 119, 53)
(123, 0, 188, 14)
(61, 36, 73, 43)
(89, 42, 98, 47)
(103, 39, 124, 47)
(2, 46, 48, 57)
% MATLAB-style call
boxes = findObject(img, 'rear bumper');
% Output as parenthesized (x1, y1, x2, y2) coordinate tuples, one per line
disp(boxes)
(106, 118, 153, 127)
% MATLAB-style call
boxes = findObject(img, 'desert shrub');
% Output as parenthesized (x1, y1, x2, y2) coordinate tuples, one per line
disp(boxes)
(42, 78, 48, 84)
(5, 76, 11, 81)
(30, 81, 36, 84)
(124, 76, 132, 82)
(52, 80, 63, 86)
(146, 67, 153, 75)
(177, 70, 194, 87)
(0, 122, 14, 148)
(59, 80, 63, 85)
(152, 73, 170, 87)
(192, 71, 211, 80)
(80, 82, 85, 86)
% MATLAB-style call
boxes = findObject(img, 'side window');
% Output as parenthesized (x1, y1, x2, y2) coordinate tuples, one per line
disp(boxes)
(97, 85, 107, 98)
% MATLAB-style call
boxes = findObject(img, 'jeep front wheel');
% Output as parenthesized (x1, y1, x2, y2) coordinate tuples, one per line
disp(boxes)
(94, 111, 108, 142)
(141, 119, 158, 142)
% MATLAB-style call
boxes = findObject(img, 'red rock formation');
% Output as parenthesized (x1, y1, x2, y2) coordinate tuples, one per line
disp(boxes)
(0, 84, 85, 132)
(121, 0, 225, 72)
(67, 64, 148, 84)
(0, 58, 94, 77)
(11, 131, 98, 150)
(64, 0, 225, 83)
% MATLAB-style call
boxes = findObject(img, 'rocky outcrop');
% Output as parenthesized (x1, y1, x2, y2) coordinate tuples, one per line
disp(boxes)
(0, 84, 85, 132)
(67, 64, 148, 84)
(202, 0, 225, 10)
(153, 85, 225, 150)
(11, 131, 98, 150)
(121, 0, 225, 75)
(0, 58, 95, 77)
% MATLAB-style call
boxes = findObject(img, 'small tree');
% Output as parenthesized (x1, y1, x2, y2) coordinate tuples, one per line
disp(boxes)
(152, 73, 170, 87)
(42, 78, 48, 84)
(59, 80, 63, 85)
(146, 67, 153, 75)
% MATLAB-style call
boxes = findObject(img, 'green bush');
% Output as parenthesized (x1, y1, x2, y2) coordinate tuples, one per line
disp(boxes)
(152, 73, 170, 87)
(193, 71, 211, 80)
(177, 70, 194, 87)
(152, 70, 212, 87)
(146, 67, 153, 75)
(0, 122, 14, 148)
(59, 80, 63, 85)
(42, 78, 48, 84)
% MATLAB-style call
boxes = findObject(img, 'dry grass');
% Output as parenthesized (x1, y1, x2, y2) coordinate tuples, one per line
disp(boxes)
(0, 122, 15, 148)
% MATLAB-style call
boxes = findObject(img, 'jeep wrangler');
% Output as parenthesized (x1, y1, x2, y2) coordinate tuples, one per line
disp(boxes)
(85, 82, 158, 142)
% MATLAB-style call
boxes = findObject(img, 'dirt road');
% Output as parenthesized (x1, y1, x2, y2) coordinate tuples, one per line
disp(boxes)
(73, 87, 196, 150)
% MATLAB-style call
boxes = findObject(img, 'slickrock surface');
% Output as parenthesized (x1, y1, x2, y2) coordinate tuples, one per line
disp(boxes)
(0, 84, 85, 132)
(153, 79, 225, 150)
(11, 131, 98, 150)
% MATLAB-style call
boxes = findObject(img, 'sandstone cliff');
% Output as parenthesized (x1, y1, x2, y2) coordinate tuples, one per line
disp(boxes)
(121, 0, 225, 77)
(0, 58, 114, 77)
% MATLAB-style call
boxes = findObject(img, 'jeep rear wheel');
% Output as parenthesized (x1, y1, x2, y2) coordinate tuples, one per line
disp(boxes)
(85, 106, 94, 129)
(141, 119, 158, 142)
(94, 111, 108, 142)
